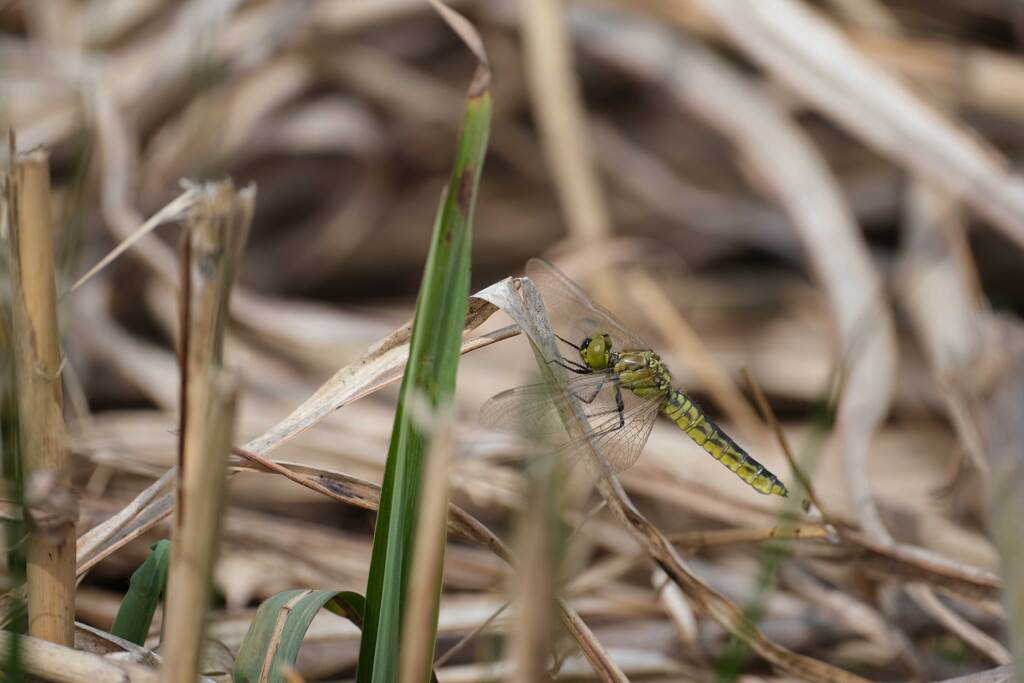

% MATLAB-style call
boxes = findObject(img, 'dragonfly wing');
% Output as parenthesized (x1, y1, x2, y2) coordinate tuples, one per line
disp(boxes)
(526, 258, 649, 354)
(479, 372, 616, 438)
(481, 369, 665, 473)
(561, 396, 662, 473)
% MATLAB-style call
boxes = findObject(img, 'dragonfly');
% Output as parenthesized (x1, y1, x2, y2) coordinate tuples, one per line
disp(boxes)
(480, 258, 789, 497)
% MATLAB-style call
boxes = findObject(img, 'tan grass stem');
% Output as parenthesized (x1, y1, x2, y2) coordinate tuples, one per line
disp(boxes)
(4, 144, 75, 645)
(159, 181, 252, 683)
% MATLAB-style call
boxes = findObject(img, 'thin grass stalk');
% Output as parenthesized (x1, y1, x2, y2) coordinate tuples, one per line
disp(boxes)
(3, 145, 74, 646)
(160, 181, 252, 683)
(508, 443, 563, 683)
(398, 408, 454, 683)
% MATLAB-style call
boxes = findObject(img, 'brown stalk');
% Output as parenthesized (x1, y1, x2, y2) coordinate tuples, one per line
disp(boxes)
(3, 143, 75, 645)
(669, 524, 829, 549)
(591, 461, 869, 681)
(160, 181, 252, 683)
(651, 567, 698, 648)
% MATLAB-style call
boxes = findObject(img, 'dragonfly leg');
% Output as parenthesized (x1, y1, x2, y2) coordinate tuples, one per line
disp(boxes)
(555, 334, 581, 350)
(582, 387, 625, 427)
(579, 387, 627, 438)
(571, 378, 625, 420)
(612, 386, 625, 429)
(546, 357, 592, 375)
(577, 374, 611, 404)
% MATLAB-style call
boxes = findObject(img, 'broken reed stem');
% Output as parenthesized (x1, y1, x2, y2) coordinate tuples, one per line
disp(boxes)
(3, 147, 75, 646)
(0, 630, 161, 683)
(160, 181, 252, 683)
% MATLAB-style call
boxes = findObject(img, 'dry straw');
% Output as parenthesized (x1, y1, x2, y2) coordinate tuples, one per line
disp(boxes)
(160, 181, 253, 683)
(3, 143, 75, 646)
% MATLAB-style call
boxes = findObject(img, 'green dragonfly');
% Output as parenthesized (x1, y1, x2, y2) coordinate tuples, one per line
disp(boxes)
(481, 259, 788, 497)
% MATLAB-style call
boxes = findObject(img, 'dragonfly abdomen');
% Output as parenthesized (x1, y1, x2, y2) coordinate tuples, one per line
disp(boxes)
(661, 390, 788, 497)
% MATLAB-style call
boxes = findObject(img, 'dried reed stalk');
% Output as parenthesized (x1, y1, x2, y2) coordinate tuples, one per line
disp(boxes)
(0, 630, 161, 683)
(159, 181, 252, 683)
(3, 145, 75, 645)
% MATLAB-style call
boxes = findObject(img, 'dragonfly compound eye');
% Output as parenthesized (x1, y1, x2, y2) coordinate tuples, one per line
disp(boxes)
(582, 333, 610, 370)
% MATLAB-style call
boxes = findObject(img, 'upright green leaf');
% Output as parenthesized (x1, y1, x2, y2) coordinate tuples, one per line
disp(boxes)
(356, 62, 491, 683)
(111, 539, 171, 645)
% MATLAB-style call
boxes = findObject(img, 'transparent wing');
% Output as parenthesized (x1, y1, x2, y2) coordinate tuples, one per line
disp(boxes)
(573, 398, 661, 472)
(480, 370, 665, 472)
(526, 258, 649, 355)
(480, 372, 613, 437)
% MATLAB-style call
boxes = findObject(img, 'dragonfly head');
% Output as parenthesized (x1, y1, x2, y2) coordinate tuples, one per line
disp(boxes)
(579, 333, 613, 371)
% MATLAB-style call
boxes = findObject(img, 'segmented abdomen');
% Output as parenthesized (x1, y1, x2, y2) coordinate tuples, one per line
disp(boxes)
(661, 390, 788, 497)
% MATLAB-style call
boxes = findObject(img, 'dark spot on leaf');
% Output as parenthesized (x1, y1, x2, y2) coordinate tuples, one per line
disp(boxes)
(318, 476, 351, 496)
(456, 167, 474, 213)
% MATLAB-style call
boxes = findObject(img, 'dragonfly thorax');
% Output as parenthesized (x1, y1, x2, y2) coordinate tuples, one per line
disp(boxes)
(579, 332, 614, 371)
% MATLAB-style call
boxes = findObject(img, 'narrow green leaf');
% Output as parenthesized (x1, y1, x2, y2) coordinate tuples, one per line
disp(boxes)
(325, 591, 366, 629)
(233, 589, 366, 683)
(111, 539, 171, 645)
(356, 65, 491, 683)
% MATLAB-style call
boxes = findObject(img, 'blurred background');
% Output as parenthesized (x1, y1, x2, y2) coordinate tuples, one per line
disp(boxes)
(3, 0, 1024, 680)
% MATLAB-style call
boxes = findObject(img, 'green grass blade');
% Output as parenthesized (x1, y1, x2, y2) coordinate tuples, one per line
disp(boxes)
(356, 66, 491, 683)
(233, 589, 365, 683)
(111, 539, 171, 645)
(325, 591, 366, 628)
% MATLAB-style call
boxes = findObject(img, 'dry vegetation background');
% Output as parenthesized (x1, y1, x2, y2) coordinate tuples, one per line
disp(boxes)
(3, 0, 1024, 681)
